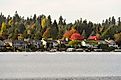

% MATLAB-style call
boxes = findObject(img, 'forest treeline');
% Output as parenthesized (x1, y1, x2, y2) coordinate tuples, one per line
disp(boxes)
(0, 11, 121, 45)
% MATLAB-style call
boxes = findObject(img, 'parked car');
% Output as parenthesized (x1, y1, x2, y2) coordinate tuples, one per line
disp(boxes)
(75, 48, 83, 52)
(49, 48, 57, 52)
(66, 48, 76, 52)
(93, 49, 103, 52)
(114, 49, 121, 52)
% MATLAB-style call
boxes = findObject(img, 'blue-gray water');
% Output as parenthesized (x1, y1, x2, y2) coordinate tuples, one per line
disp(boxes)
(0, 52, 121, 80)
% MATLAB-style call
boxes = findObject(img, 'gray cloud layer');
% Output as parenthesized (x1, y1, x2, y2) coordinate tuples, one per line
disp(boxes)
(0, 0, 121, 23)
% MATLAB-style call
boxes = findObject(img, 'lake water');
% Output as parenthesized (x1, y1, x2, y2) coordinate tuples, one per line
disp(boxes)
(0, 52, 121, 79)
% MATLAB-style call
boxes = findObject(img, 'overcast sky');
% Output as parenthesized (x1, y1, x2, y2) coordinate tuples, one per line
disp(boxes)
(0, 0, 121, 23)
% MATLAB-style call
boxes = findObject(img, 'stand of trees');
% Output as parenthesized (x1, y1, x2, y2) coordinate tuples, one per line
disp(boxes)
(0, 11, 121, 45)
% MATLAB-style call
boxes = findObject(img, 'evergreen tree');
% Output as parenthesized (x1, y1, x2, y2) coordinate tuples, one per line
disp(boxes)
(109, 17, 111, 25)
(47, 15, 52, 27)
(87, 21, 93, 37)
(105, 19, 109, 25)
(14, 11, 20, 22)
(82, 29, 86, 38)
(18, 22, 26, 34)
(81, 20, 88, 38)
(33, 14, 36, 21)
(50, 20, 59, 39)
(112, 16, 116, 25)
(58, 16, 63, 25)
(118, 17, 121, 26)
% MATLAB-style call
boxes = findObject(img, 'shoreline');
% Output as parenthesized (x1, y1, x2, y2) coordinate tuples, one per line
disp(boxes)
(0, 52, 121, 55)
(1, 76, 121, 80)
